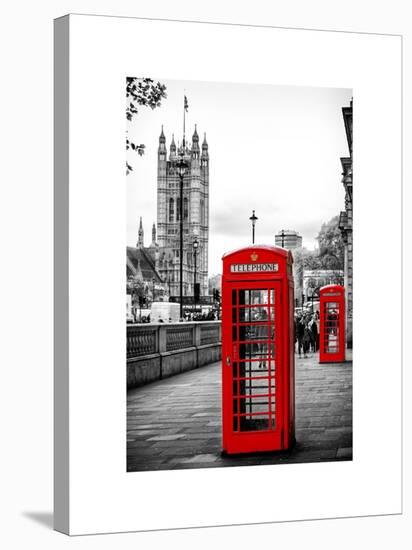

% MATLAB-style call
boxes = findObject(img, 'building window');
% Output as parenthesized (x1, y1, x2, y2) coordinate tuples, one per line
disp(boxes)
(169, 198, 174, 222)
(184, 197, 188, 220)
(200, 199, 204, 225)
(176, 198, 180, 221)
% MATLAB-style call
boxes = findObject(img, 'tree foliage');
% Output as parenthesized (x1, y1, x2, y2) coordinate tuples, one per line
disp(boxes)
(126, 77, 167, 174)
(292, 216, 344, 297)
(127, 275, 146, 306)
(292, 247, 320, 281)
(316, 215, 344, 270)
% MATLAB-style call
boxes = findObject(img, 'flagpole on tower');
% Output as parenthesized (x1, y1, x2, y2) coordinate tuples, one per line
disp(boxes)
(183, 94, 188, 149)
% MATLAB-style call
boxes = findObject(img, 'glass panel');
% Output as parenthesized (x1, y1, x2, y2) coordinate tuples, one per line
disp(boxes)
(238, 306, 269, 323)
(241, 382, 276, 398)
(239, 416, 269, 432)
(239, 397, 269, 414)
(239, 324, 272, 341)
(230, 285, 277, 433)
(324, 302, 340, 353)
(237, 359, 275, 376)
(239, 342, 275, 359)
(238, 289, 268, 305)
(269, 288, 275, 305)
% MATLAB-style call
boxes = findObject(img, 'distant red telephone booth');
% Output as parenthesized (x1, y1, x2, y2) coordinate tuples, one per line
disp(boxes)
(319, 285, 346, 363)
(221, 245, 295, 455)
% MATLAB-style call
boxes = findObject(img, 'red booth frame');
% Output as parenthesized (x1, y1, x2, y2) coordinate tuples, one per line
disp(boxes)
(221, 245, 295, 455)
(319, 284, 346, 363)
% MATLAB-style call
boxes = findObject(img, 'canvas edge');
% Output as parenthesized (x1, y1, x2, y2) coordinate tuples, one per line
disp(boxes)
(53, 14, 70, 536)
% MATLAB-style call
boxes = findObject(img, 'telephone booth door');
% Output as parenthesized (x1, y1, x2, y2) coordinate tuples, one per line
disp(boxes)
(222, 281, 282, 454)
(319, 285, 345, 363)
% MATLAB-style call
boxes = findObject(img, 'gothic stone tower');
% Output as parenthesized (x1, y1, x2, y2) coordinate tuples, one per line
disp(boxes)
(157, 126, 209, 299)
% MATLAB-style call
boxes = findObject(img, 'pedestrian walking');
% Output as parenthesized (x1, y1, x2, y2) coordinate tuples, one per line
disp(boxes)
(296, 314, 304, 357)
(309, 314, 318, 352)
(302, 319, 312, 358)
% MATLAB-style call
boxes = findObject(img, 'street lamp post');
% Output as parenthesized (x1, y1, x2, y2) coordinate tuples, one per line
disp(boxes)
(177, 153, 187, 320)
(281, 229, 285, 248)
(193, 238, 199, 309)
(249, 210, 258, 244)
(152, 277, 155, 304)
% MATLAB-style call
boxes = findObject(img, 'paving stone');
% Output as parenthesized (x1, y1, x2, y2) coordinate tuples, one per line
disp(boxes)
(179, 454, 219, 464)
(127, 352, 352, 471)
(147, 434, 186, 442)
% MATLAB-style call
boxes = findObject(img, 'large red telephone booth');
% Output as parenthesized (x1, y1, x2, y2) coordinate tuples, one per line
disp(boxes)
(319, 285, 346, 363)
(221, 245, 295, 455)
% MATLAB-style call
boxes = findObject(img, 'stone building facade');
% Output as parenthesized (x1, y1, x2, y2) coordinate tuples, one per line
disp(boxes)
(339, 100, 353, 348)
(156, 126, 209, 299)
(126, 218, 166, 312)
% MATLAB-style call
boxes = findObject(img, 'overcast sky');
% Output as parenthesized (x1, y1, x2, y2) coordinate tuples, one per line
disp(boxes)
(127, 79, 352, 276)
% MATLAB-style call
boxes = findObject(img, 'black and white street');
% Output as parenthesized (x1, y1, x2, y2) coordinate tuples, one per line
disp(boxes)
(127, 351, 352, 471)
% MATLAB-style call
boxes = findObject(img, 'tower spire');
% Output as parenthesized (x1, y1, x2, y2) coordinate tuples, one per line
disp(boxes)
(201, 132, 209, 161)
(152, 222, 156, 245)
(170, 133, 176, 158)
(192, 125, 200, 157)
(158, 125, 166, 154)
(137, 216, 144, 248)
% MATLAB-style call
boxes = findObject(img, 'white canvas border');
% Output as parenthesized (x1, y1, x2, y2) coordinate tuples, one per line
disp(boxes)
(55, 14, 402, 535)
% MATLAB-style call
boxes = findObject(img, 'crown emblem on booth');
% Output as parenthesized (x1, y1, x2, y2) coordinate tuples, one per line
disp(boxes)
(250, 252, 259, 262)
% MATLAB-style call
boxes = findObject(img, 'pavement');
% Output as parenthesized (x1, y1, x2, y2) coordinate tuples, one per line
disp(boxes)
(127, 349, 352, 471)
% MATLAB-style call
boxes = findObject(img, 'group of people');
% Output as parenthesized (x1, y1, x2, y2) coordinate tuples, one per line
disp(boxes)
(295, 311, 320, 358)
(183, 310, 218, 322)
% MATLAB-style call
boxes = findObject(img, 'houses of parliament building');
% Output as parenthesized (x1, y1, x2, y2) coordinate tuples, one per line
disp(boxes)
(127, 126, 210, 302)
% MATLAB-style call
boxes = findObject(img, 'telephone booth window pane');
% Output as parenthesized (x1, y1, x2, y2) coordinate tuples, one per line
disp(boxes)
(230, 285, 277, 434)
(269, 289, 275, 304)
(238, 359, 272, 375)
(242, 382, 276, 400)
(238, 289, 268, 305)
(239, 396, 270, 414)
(240, 417, 270, 432)
(238, 306, 269, 323)
(324, 302, 340, 353)
(249, 289, 268, 304)
(239, 324, 270, 341)
(239, 342, 274, 358)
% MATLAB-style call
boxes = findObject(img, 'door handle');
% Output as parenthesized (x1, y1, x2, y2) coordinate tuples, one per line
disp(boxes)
(226, 355, 231, 366)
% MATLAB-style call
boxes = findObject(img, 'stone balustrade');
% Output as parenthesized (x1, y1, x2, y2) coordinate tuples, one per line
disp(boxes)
(127, 321, 221, 389)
